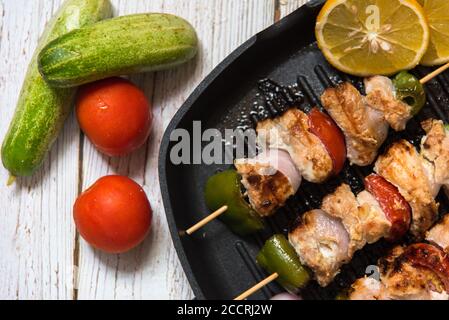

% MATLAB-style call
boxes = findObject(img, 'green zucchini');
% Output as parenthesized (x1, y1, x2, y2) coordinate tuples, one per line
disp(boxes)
(37, 14, 199, 88)
(2, 0, 112, 178)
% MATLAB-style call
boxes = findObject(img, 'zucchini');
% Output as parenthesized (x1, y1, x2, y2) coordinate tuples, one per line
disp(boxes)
(38, 14, 199, 87)
(2, 0, 112, 178)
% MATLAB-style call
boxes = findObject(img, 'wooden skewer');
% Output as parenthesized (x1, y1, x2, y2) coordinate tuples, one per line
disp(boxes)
(185, 63, 449, 236)
(420, 61, 449, 84)
(185, 205, 228, 235)
(234, 273, 279, 300)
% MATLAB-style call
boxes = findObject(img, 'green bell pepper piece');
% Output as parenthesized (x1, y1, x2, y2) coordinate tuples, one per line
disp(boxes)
(257, 234, 311, 292)
(392, 71, 426, 116)
(204, 169, 264, 235)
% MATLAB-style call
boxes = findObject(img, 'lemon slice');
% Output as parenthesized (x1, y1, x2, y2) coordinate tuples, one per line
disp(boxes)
(418, 0, 449, 66)
(316, 0, 430, 76)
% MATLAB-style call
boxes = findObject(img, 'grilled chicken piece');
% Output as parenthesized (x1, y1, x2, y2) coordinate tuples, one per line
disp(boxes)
(350, 267, 448, 300)
(421, 119, 449, 189)
(356, 190, 391, 244)
(291, 185, 391, 287)
(321, 184, 365, 255)
(257, 109, 333, 183)
(374, 140, 439, 239)
(349, 277, 388, 300)
(380, 244, 449, 300)
(321, 82, 389, 166)
(427, 215, 449, 253)
(383, 263, 448, 299)
(364, 76, 412, 131)
(288, 209, 350, 287)
(350, 244, 449, 300)
(234, 149, 301, 217)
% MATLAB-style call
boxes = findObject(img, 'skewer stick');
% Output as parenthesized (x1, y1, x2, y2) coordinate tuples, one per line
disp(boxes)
(234, 273, 279, 300)
(420, 61, 449, 84)
(186, 63, 449, 236)
(185, 205, 228, 235)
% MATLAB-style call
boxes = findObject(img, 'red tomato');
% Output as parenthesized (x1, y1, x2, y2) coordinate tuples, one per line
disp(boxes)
(364, 174, 411, 241)
(76, 77, 153, 156)
(401, 243, 449, 293)
(308, 108, 346, 175)
(74, 175, 152, 253)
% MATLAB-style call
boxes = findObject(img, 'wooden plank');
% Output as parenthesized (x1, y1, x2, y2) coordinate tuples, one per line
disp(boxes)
(77, 0, 275, 300)
(279, 0, 309, 20)
(0, 0, 79, 299)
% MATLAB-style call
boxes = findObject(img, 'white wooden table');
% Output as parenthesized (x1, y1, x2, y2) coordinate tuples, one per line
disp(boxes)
(0, 0, 307, 300)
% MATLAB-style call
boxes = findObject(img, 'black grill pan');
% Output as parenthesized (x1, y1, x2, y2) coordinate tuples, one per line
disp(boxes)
(158, 0, 449, 300)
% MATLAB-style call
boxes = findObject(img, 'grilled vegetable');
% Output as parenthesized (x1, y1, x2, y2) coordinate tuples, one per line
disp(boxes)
(308, 108, 346, 175)
(1, 0, 112, 177)
(364, 174, 412, 241)
(402, 243, 449, 293)
(257, 234, 311, 292)
(335, 290, 349, 300)
(204, 170, 264, 235)
(392, 71, 426, 115)
(38, 14, 198, 87)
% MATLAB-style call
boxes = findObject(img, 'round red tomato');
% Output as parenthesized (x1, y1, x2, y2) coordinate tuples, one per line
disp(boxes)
(76, 77, 153, 156)
(74, 175, 152, 253)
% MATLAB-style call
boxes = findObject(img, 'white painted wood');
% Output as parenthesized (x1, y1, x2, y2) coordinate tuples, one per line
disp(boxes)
(279, 0, 309, 20)
(0, 0, 79, 300)
(0, 0, 277, 300)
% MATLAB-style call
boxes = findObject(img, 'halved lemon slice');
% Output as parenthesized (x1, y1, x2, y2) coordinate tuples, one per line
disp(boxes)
(418, 0, 449, 66)
(316, 0, 430, 76)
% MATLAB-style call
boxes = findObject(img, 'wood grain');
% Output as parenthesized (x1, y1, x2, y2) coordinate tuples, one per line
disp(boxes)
(279, 0, 308, 20)
(0, 0, 79, 300)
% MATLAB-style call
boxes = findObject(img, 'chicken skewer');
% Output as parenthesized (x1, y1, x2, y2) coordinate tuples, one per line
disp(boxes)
(187, 68, 442, 236)
(234, 119, 449, 300)
(348, 215, 449, 300)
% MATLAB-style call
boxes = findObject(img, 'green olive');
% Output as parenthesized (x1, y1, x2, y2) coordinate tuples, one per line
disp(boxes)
(392, 71, 426, 116)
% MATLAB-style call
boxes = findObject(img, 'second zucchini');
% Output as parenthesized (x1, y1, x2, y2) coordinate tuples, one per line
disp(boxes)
(38, 14, 199, 87)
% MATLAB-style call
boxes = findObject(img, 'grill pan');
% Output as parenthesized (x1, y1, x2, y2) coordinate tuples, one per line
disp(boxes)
(158, 0, 449, 300)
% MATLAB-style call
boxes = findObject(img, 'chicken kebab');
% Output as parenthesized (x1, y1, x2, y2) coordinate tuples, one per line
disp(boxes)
(348, 215, 449, 300)
(204, 71, 426, 235)
(252, 119, 449, 292)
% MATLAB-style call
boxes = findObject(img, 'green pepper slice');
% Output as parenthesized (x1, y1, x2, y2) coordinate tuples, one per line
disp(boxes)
(204, 169, 264, 235)
(256, 234, 311, 292)
(392, 71, 426, 116)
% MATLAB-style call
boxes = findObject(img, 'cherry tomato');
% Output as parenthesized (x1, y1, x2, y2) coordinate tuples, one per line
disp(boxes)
(74, 175, 152, 253)
(401, 243, 449, 293)
(364, 174, 411, 241)
(308, 108, 346, 175)
(76, 77, 153, 156)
